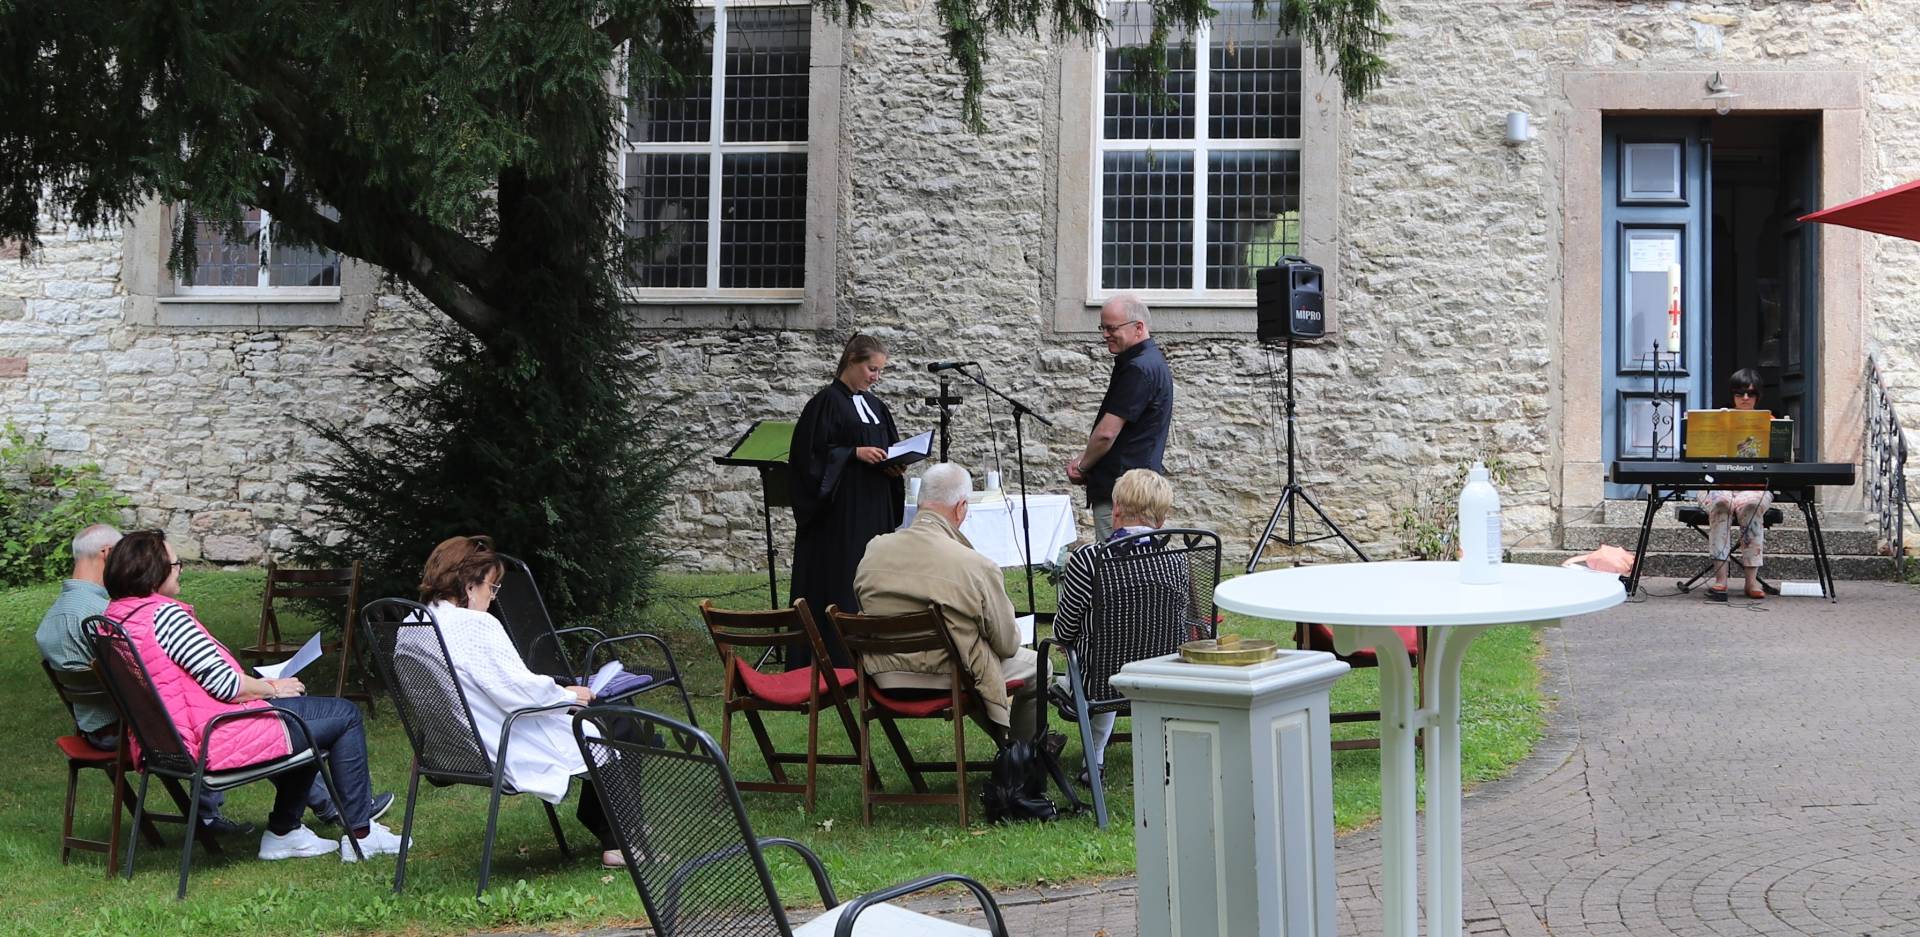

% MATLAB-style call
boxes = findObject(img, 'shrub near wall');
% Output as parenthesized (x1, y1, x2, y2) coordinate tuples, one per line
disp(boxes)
(0, 423, 129, 587)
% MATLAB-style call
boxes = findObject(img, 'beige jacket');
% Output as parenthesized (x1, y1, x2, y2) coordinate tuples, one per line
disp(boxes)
(853, 510, 1020, 727)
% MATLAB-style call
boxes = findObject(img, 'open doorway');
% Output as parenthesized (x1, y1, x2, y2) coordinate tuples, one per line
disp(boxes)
(1709, 115, 1820, 459)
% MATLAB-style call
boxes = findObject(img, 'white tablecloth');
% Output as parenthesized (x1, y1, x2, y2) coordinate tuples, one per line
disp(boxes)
(900, 493, 1080, 568)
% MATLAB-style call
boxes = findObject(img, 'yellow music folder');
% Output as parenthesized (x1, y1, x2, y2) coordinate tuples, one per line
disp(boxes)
(1683, 409, 1774, 459)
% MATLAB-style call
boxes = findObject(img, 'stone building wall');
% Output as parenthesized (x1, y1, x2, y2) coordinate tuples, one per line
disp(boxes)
(4, 0, 1919, 572)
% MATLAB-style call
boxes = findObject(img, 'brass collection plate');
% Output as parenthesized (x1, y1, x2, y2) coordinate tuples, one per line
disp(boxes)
(1178, 634, 1279, 666)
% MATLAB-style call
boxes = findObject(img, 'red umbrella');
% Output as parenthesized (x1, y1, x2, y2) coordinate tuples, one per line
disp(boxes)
(1799, 178, 1920, 242)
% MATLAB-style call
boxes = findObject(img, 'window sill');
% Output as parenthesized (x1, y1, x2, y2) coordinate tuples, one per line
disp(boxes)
(1084, 292, 1257, 309)
(623, 289, 804, 305)
(160, 288, 343, 305)
(146, 293, 368, 328)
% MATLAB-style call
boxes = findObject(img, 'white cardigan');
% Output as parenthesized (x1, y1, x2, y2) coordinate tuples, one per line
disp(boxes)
(430, 601, 594, 803)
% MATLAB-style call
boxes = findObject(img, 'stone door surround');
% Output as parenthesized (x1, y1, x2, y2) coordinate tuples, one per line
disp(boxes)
(1556, 69, 1866, 524)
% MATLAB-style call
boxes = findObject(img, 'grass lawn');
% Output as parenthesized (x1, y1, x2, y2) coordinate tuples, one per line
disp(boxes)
(0, 566, 1546, 936)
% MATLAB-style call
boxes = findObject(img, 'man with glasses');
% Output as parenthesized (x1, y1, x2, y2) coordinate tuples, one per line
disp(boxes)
(1700, 368, 1775, 601)
(1067, 294, 1174, 539)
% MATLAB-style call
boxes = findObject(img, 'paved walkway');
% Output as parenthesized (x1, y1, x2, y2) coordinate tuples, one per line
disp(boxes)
(509, 581, 1920, 935)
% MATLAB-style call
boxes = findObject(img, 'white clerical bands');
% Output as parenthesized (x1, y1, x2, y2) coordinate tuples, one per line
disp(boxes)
(851, 393, 880, 425)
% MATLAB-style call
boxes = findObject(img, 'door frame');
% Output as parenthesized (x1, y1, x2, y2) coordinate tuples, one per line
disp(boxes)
(1556, 70, 1867, 523)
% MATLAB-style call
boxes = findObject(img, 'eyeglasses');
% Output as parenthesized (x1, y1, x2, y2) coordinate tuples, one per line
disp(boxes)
(1732, 388, 1760, 398)
(485, 581, 503, 595)
(167, 561, 184, 570)
(1098, 320, 1140, 335)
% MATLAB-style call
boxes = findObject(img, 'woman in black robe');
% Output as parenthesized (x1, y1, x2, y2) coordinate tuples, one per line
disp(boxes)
(788, 334, 906, 669)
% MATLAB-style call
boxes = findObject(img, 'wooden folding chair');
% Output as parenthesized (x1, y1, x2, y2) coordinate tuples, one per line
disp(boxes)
(240, 560, 372, 708)
(828, 603, 1022, 827)
(698, 599, 866, 813)
(42, 662, 169, 876)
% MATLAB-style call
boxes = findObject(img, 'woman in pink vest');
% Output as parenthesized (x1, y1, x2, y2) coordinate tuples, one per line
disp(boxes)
(102, 530, 403, 862)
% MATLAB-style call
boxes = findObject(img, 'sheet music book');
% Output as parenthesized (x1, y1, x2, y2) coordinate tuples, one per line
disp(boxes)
(881, 431, 933, 468)
(256, 632, 324, 681)
(587, 660, 625, 696)
(1015, 614, 1035, 645)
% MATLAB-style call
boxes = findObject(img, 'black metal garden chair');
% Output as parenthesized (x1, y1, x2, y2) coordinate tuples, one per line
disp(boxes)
(491, 553, 697, 725)
(1037, 528, 1221, 828)
(573, 705, 1011, 936)
(84, 615, 360, 899)
(359, 598, 575, 896)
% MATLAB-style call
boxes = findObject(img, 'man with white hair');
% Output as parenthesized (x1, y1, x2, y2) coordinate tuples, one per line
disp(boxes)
(854, 462, 1038, 738)
(1068, 293, 1174, 539)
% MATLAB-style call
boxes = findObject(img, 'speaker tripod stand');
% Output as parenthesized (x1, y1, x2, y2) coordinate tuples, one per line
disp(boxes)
(1245, 336, 1369, 574)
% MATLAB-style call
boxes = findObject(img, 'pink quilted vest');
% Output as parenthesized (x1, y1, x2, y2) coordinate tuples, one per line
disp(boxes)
(104, 596, 292, 772)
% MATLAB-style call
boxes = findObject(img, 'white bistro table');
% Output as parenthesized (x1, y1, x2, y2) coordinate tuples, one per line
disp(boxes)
(1214, 561, 1623, 937)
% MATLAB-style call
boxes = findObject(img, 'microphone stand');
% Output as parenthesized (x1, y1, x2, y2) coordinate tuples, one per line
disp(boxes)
(926, 374, 962, 462)
(954, 364, 1055, 622)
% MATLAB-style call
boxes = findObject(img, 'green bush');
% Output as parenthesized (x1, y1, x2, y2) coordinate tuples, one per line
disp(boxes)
(1394, 456, 1512, 561)
(0, 423, 130, 587)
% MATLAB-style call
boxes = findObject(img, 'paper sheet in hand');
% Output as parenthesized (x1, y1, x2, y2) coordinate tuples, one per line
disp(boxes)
(588, 660, 626, 696)
(1015, 614, 1035, 645)
(882, 431, 933, 468)
(256, 632, 324, 680)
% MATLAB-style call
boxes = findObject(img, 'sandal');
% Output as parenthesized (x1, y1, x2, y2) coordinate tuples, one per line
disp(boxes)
(1707, 585, 1728, 602)
(1745, 586, 1766, 600)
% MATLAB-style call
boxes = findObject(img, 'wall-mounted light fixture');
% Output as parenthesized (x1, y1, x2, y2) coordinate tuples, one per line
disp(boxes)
(1704, 72, 1741, 116)
(1504, 110, 1533, 146)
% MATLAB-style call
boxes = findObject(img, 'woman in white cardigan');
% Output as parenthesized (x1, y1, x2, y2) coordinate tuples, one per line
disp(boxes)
(419, 536, 620, 868)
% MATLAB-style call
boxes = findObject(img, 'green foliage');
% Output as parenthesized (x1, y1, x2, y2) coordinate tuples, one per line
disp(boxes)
(292, 313, 692, 620)
(1394, 456, 1512, 562)
(0, 423, 128, 588)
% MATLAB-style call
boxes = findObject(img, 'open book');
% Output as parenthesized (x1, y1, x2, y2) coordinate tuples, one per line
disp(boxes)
(582, 660, 655, 700)
(880, 430, 932, 469)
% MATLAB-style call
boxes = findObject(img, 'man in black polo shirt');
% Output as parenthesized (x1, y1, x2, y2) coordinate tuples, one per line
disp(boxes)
(1067, 294, 1174, 539)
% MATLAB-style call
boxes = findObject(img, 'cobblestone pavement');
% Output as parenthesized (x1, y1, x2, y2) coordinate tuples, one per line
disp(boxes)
(499, 582, 1920, 936)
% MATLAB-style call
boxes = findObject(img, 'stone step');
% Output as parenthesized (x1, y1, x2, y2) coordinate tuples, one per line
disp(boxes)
(1511, 549, 1903, 583)
(1596, 499, 1867, 527)
(1560, 523, 1884, 556)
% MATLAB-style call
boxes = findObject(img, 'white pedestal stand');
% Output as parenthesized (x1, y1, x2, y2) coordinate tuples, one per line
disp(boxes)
(1111, 649, 1350, 937)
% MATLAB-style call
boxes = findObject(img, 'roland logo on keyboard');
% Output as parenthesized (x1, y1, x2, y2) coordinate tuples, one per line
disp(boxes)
(1700, 462, 1763, 472)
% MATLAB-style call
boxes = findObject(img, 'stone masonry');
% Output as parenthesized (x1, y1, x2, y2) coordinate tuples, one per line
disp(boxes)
(2, 0, 1918, 571)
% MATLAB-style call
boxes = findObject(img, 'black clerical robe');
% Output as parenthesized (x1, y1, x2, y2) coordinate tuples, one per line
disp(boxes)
(788, 379, 905, 668)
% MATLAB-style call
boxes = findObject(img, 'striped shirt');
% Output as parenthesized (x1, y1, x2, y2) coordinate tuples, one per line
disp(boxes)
(153, 602, 242, 702)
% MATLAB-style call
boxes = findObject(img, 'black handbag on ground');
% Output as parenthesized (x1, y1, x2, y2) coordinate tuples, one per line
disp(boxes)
(981, 738, 1060, 823)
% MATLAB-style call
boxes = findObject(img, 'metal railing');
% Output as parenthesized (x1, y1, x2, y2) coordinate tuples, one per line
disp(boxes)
(1865, 354, 1913, 579)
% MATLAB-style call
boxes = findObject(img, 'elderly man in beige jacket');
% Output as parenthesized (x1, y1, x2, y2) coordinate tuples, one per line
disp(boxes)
(853, 461, 1039, 739)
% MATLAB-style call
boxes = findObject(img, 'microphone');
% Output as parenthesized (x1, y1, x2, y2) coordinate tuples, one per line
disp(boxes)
(926, 360, 977, 373)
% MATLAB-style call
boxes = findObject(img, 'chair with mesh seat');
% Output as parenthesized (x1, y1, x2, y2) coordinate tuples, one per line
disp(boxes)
(84, 616, 359, 899)
(828, 604, 1024, 827)
(1037, 528, 1221, 829)
(239, 560, 373, 709)
(490, 553, 696, 725)
(42, 661, 173, 876)
(574, 705, 1011, 937)
(360, 597, 579, 896)
(698, 598, 865, 813)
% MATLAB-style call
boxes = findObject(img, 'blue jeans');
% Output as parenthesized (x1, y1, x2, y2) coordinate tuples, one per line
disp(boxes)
(270, 696, 373, 835)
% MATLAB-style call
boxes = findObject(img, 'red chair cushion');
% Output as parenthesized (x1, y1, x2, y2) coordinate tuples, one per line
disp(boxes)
(733, 660, 857, 707)
(1302, 623, 1420, 667)
(57, 735, 117, 764)
(867, 679, 1026, 717)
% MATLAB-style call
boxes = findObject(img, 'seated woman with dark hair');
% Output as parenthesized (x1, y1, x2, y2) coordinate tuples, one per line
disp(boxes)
(416, 535, 623, 868)
(1702, 367, 1776, 600)
(100, 530, 401, 861)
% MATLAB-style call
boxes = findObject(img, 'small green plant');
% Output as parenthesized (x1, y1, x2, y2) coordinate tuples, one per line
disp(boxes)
(1394, 456, 1512, 562)
(0, 423, 129, 588)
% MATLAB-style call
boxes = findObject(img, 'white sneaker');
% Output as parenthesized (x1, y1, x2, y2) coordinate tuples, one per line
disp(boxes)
(259, 825, 336, 860)
(340, 820, 406, 862)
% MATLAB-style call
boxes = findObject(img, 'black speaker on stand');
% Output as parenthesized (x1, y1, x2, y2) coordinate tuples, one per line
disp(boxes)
(1246, 258, 1370, 573)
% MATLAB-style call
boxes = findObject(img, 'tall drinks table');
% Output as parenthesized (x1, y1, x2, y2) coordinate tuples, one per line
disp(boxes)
(1214, 561, 1623, 937)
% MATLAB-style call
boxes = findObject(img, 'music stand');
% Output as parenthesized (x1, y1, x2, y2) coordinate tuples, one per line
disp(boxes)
(1245, 336, 1369, 573)
(714, 420, 795, 611)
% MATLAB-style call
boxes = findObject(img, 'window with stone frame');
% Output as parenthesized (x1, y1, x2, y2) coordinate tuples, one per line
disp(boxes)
(1093, 1, 1302, 301)
(174, 205, 343, 300)
(623, 0, 810, 299)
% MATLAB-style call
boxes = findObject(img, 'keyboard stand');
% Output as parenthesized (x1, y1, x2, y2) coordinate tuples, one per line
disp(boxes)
(1623, 484, 1837, 602)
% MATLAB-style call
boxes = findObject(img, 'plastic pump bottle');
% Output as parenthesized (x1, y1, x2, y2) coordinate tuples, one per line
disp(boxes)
(1458, 461, 1503, 585)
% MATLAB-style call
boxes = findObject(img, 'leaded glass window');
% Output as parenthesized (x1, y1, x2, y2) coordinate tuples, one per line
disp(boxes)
(175, 206, 342, 294)
(1096, 2, 1302, 296)
(625, 2, 810, 295)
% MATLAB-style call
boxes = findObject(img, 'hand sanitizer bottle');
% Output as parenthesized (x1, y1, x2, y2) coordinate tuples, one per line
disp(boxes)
(1458, 461, 1502, 585)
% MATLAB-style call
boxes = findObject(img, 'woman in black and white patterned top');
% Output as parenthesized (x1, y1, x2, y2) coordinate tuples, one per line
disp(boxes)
(1050, 468, 1175, 777)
